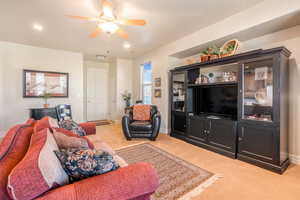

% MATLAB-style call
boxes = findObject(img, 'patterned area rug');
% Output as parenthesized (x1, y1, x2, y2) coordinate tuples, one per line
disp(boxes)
(116, 143, 219, 200)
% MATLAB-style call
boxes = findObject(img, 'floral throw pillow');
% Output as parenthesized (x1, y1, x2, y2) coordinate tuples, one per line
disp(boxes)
(54, 148, 119, 182)
(59, 120, 86, 136)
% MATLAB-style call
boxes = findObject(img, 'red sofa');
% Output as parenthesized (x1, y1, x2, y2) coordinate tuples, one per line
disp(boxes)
(0, 119, 159, 200)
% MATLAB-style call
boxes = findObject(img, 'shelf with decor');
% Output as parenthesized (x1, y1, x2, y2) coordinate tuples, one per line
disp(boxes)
(187, 81, 237, 87)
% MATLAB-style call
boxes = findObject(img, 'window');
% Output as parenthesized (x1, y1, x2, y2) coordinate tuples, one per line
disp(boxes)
(141, 62, 152, 104)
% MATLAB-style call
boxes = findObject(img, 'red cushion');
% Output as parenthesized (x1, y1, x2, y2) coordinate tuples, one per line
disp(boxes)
(7, 128, 68, 200)
(53, 128, 95, 149)
(133, 105, 151, 121)
(0, 124, 33, 200)
(79, 122, 96, 135)
(34, 117, 58, 133)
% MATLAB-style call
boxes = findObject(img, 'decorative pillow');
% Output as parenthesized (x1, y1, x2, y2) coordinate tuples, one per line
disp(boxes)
(53, 128, 94, 149)
(92, 141, 128, 167)
(59, 120, 86, 136)
(34, 116, 59, 133)
(133, 105, 151, 121)
(52, 129, 89, 150)
(7, 129, 69, 200)
(54, 148, 119, 182)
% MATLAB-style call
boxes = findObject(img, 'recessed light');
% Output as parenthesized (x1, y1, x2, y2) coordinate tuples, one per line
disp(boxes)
(123, 43, 131, 49)
(33, 24, 43, 31)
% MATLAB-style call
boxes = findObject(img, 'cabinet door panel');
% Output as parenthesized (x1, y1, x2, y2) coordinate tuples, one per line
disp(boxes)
(189, 117, 207, 142)
(172, 112, 187, 135)
(208, 120, 237, 153)
(238, 123, 278, 164)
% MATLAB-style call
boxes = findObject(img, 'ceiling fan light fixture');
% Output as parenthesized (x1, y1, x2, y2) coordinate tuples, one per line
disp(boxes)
(103, 7, 114, 18)
(98, 22, 119, 34)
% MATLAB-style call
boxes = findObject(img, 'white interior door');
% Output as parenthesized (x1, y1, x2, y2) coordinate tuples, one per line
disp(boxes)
(87, 67, 109, 121)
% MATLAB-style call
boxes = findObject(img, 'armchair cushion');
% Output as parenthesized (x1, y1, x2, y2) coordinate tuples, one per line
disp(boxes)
(133, 105, 151, 121)
(130, 121, 152, 131)
(36, 162, 159, 200)
(34, 117, 59, 133)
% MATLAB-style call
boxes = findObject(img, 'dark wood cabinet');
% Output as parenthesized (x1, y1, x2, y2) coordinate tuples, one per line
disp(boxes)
(187, 116, 237, 158)
(208, 118, 237, 155)
(237, 123, 277, 164)
(30, 108, 58, 120)
(170, 47, 291, 174)
(188, 116, 207, 142)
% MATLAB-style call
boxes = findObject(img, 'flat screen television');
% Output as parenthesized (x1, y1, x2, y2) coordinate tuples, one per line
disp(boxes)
(198, 85, 237, 119)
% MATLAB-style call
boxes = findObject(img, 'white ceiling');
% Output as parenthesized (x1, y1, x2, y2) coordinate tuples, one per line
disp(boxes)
(0, 0, 263, 59)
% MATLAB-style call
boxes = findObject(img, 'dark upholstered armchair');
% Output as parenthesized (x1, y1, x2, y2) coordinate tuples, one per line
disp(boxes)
(122, 105, 161, 141)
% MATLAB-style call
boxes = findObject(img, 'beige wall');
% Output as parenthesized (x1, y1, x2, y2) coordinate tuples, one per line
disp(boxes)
(133, 0, 300, 164)
(0, 41, 84, 136)
(116, 58, 133, 120)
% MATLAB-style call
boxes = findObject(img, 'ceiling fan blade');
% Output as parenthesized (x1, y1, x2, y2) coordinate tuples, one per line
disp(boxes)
(117, 19, 146, 26)
(89, 27, 102, 38)
(66, 15, 96, 21)
(116, 28, 129, 39)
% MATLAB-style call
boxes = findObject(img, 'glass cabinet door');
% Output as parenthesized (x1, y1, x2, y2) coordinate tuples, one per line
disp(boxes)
(172, 73, 186, 112)
(242, 58, 273, 122)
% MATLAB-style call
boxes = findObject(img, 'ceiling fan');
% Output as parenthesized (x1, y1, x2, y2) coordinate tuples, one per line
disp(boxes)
(66, 0, 146, 39)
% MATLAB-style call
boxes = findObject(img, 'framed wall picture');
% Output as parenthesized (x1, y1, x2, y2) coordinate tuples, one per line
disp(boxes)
(23, 69, 69, 98)
(154, 89, 161, 98)
(154, 77, 161, 87)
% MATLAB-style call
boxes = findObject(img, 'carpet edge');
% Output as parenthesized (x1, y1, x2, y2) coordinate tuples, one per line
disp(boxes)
(178, 174, 222, 200)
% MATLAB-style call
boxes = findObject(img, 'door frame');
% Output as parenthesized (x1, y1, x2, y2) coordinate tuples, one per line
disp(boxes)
(84, 62, 110, 122)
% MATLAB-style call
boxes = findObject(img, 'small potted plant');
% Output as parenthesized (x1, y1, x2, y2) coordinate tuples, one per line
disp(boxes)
(121, 90, 132, 108)
(41, 92, 52, 108)
(210, 46, 221, 60)
(201, 47, 212, 62)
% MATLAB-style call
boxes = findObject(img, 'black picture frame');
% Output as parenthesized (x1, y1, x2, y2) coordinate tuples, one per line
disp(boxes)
(23, 69, 69, 98)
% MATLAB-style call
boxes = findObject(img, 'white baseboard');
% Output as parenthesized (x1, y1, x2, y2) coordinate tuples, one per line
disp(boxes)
(160, 127, 170, 134)
(113, 119, 121, 124)
(290, 154, 300, 166)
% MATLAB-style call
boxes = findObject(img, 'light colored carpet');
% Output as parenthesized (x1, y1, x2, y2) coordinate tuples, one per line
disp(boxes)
(116, 143, 219, 200)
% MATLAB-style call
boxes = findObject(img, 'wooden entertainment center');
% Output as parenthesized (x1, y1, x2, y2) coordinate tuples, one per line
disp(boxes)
(170, 47, 291, 174)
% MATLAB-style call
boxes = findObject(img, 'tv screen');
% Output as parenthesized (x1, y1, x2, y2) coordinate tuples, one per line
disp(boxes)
(199, 85, 237, 118)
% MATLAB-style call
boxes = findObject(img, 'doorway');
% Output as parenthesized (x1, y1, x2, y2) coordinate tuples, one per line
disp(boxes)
(86, 63, 109, 121)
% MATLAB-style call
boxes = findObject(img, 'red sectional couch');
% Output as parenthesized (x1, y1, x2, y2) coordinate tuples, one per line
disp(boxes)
(0, 118, 159, 200)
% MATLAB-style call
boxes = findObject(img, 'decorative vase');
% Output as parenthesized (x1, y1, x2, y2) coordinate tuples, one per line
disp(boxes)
(210, 55, 219, 60)
(201, 55, 210, 62)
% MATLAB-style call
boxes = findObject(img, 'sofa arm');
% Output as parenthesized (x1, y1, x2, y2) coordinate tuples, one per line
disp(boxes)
(79, 122, 96, 135)
(36, 163, 159, 200)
